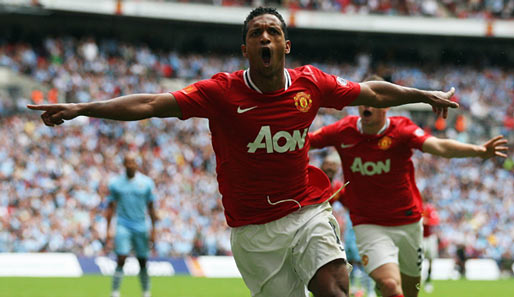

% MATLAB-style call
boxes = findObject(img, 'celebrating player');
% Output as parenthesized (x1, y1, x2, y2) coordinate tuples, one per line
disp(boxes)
(105, 153, 158, 297)
(28, 7, 459, 297)
(309, 75, 508, 297)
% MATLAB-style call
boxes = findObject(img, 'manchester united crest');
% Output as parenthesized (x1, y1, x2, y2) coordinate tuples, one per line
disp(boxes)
(378, 136, 392, 150)
(294, 92, 312, 112)
(362, 255, 369, 266)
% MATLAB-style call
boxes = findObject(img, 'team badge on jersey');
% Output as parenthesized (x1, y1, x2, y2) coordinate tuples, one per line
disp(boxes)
(378, 136, 392, 150)
(362, 254, 369, 266)
(180, 84, 198, 95)
(294, 92, 312, 112)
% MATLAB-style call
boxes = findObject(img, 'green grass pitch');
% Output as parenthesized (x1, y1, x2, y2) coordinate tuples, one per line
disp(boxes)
(1, 276, 514, 297)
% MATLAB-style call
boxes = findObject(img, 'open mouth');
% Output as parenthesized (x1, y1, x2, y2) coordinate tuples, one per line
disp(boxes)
(261, 47, 271, 66)
(363, 110, 372, 117)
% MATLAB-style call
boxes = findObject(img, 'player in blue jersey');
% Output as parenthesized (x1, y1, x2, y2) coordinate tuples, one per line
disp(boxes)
(105, 153, 158, 297)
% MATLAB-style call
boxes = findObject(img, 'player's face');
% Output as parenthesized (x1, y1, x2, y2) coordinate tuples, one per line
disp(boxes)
(124, 156, 138, 177)
(358, 106, 388, 127)
(241, 14, 291, 76)
(321, 160, 338, 181)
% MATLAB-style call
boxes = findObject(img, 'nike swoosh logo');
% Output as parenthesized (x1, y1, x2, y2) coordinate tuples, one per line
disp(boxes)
(340, 143, 355, 149)
(237, 106, 258, 114)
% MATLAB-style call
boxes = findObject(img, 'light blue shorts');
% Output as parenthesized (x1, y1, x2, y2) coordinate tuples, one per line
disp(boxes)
(114, 224, 149, 258)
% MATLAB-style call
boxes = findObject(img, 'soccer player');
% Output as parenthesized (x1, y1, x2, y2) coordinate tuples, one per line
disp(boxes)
(422, 203, 439, 293)
(28, 7, 459, 297)
(309, 75, 508, 297)
(105, 153, 158, 297)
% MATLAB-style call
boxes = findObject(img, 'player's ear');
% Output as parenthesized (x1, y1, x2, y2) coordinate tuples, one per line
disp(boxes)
(241, 44, 247, 58)
(285, 40, 291, 55)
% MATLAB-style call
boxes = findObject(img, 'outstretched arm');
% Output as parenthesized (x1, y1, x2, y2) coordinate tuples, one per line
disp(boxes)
(353, 82, 459, 118)
(27, 93, 181, 127)
(422, 135, 508, 159)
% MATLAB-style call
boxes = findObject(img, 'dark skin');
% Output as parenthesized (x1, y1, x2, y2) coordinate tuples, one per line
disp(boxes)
(28, 12, 459, 297)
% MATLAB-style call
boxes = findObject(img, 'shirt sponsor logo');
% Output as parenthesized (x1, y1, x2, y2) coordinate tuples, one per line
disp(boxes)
(180, 85, 197, 95)
(237, 106, 258, 114)
(350, 157, 390, 176)
(378, 136, 392, 150)
(247, 125, 308, 153)
(294, 92, 312, 112)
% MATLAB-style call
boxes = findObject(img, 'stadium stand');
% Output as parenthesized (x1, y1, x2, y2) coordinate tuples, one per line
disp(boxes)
(0, 2, 512, 285)
(0, 37, 512, 264)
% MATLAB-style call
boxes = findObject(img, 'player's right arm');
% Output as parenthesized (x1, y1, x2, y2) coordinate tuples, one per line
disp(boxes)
(353, 82, 459, 119)
(27, 93, 181, 127)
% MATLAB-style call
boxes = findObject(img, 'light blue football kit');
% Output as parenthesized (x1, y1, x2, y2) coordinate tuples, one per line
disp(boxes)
(108, 172, 156, 258)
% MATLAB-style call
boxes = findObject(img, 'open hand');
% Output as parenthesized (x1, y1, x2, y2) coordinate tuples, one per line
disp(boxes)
(480, 135, 509, 159)
(427, 87, 459, 119)
(27, 103, 80, 127)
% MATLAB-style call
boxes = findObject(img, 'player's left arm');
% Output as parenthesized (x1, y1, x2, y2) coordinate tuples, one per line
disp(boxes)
(422, 135, 508, 159)
(147, 201, 158, 248)
(352, 82, 459, 119)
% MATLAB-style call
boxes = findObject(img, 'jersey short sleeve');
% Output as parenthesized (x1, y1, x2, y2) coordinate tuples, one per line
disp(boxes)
(400, 118, 431, 150)
(170, 72, 229, 120)
(307, 66, 361, 110)
(146, 178, 156, 204)
(309, 124, 338, 149)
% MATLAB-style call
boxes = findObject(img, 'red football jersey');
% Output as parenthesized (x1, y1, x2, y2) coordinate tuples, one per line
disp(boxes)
(309, 116, 430, 226)
(171, 66, 360, 227)
(422, 203, 440, 237)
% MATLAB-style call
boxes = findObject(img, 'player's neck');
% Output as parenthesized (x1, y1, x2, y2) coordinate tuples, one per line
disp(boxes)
(359, 117, 389, 135)
(248, 67, 285, 93)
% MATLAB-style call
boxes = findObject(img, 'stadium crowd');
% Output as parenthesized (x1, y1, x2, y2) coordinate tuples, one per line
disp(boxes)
(0, 37, 512, 272)
(150, 0, 514, 19)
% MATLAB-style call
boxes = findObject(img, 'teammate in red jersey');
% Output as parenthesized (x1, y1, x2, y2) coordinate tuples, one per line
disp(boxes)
(422, 203, 439, 293)
(28, 8, 459, 297)
(309, 75, 507, 297)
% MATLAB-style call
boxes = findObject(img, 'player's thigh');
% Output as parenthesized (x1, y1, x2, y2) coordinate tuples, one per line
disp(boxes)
(354, 224, 399, 275)
(308, 258, 350, 296)
(114, 224, 132, 256)
(394, 220, 423, 277)
(230, 221, 308, 297)
(256, 266, 310, 297)
(370, 262, 401, 283)
(293, 206, 349, 294)
(131, 230, 150, 258)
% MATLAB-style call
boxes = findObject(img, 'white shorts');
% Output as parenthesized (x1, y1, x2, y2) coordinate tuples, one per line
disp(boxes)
(354, 219, 423, 277)
(423, 234, 438, 260)
(230, 202, 349, 297)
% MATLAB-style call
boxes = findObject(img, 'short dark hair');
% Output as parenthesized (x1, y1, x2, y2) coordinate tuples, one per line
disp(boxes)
(242, 7, 288, 44)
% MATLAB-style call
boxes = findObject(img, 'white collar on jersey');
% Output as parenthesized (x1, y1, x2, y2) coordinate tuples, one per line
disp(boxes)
(357, 117, 391, 135)
(243, 68, 291, 94)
